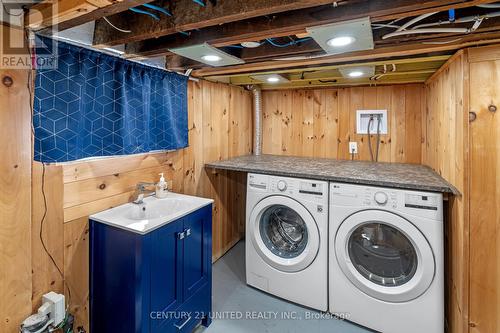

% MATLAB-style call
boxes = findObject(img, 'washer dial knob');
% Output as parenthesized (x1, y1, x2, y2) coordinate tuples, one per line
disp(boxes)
(277, 180, 287, 191)
(374, 191, 388, 205)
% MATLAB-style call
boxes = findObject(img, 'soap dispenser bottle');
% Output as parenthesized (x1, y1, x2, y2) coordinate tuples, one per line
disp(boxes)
(156, 173, 168, 199)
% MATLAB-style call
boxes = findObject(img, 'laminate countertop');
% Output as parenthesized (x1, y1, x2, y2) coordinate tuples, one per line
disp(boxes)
(205, 155, 458, 194)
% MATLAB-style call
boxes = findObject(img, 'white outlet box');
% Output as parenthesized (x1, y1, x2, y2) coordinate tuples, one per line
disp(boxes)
(349, 142, 358, 154)
(356, 110, 387, 134)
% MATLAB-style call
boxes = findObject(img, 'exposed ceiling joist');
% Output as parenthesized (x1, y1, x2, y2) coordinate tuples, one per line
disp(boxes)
(26, 0, 154, 31)
(207, 55, 452, 78)
(165, 25, 500, 70)
(124, 0, 497, 58)
(92, 0, 337, 47)
(192, 32, 500, 76)
(223, 57, 449, 89)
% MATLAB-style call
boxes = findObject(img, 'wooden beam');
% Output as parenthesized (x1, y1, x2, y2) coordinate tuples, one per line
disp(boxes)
(166, 27, 500, 71)
(192, 33, 500, 76)
(124, 0, 496, 58)
(164, 39, 323, 70)
(26, 0, 154, 31)
(226, 55, 450, 76)
(93, 0, 337, 47)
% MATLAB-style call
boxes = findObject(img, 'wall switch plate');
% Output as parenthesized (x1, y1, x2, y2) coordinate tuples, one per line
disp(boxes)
(349, 142, 358, 154)
(356, 110, 388, 134)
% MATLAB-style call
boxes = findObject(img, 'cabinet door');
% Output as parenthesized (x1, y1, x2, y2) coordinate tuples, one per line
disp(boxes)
(150, 220, 184, 332)
(182, 205, 212, 301)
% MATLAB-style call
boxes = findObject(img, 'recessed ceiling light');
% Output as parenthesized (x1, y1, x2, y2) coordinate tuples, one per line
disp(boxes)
(266, 77, 280, 83)
(348, 71, 364, 78)
(307, 17, 373, 55)
(250, 74, 289, 83)
(327, 36, 356, 47)
(201, 54, 222, 62)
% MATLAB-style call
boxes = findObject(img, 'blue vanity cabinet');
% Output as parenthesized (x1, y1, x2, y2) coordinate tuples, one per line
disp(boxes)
(90, 204, 212, 333)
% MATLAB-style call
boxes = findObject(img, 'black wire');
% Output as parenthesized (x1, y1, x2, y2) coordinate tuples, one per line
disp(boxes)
(39, 162, 65, 279)
(26, 29, 72, 310)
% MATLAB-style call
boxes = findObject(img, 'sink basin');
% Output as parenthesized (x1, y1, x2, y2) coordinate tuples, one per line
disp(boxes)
(90, 192, 214, 234)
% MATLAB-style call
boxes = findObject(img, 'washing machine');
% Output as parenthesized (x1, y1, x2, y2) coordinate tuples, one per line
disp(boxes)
(329, 182, 444, 333)
(246, 173, 328, 311)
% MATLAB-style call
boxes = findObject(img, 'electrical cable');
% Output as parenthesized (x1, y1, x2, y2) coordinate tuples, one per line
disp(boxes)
(26, 29, 72, 312)
(103, 17, 132, 33)
(129, 7, 160, 20)
(141, 3, 172, 16)
(266, 37, 312, 48)
(192, 0, 206, 6)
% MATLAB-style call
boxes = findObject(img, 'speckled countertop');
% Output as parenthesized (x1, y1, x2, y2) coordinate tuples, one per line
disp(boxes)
(205, 155, 458, 194)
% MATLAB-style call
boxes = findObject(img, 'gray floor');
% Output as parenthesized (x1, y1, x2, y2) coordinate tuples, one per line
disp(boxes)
(195, 241, 372, 333)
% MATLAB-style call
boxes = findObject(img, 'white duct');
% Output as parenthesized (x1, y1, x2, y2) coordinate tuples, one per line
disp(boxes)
(250, 86, 263, 155)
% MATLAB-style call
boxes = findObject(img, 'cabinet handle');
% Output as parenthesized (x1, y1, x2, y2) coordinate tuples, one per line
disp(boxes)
(174, 315, 191, 330)
(177, 231, 185, 240)
(185, 228, 191, 237)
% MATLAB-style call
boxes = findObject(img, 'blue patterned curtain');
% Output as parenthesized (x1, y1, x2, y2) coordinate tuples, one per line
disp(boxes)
(33, 36, 188, 163)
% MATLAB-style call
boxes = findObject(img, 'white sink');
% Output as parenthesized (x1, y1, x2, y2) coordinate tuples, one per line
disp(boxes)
(90, 192, 214, 234)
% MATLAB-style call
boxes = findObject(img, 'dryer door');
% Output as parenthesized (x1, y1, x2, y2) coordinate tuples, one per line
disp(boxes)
(249, 195, 320, 273)
(335, 210, 435, 303)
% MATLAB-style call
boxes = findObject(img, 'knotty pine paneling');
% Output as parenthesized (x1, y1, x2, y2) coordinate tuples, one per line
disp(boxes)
(31, 80, 252, 331)
(0, 26, 33, 333)
(261, 84, 425, 163)
(424, 50, 469, 333)
(468, 51, 500, 333)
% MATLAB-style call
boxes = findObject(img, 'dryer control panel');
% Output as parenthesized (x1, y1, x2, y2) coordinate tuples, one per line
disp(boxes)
(330, 182, 442, 220)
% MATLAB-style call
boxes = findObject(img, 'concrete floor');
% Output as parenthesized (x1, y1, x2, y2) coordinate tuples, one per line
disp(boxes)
(195, 241, 373, 333)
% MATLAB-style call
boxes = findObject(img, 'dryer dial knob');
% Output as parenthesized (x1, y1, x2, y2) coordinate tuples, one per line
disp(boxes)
(374, 191, 388, 205)
(277, 180, 287, 191)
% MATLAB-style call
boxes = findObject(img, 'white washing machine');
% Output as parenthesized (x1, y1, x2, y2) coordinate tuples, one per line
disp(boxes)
(246, 173, 328, 311)
(329, 182, 444, 333)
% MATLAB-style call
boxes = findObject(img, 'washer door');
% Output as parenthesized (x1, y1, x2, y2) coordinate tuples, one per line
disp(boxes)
(335, 210, 435, 303)
(249, 195, 320, 272)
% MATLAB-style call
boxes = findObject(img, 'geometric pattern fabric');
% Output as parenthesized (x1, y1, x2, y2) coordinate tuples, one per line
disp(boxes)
(34, 36, 188, 163)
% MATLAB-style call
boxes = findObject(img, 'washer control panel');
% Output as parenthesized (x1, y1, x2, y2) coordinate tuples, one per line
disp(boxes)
(248, 173, 327, 200)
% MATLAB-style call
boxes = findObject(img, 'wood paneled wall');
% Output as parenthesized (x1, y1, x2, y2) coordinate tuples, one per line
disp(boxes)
(261, 84, 425, 163)
(31, 80, 253, 331)
(467, 46, 500, 333)
(0, 26, 33, 333)
(424, 51, 469, 333)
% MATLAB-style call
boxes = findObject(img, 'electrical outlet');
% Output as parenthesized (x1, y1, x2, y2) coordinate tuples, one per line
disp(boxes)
(349, 142, 358, 154)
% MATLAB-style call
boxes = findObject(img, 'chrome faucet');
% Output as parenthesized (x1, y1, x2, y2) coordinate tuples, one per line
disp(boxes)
(133, 182, 156, 204)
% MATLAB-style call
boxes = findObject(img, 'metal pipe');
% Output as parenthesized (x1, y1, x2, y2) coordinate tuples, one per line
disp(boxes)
(249, 86, 263, 155)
